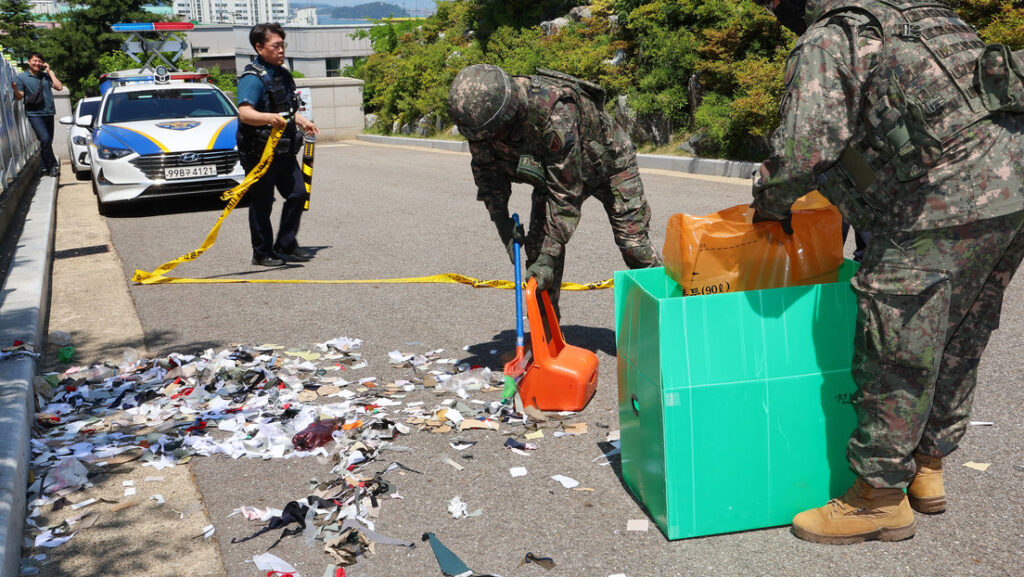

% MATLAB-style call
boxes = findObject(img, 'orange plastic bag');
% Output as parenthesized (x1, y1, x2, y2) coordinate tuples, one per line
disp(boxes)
(663, 192, 844, 296)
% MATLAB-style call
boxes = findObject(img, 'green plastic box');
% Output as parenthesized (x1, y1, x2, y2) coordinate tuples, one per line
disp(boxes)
(614, 262, 860, 540)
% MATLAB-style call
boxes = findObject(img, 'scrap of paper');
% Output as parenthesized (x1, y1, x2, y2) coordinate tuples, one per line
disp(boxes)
(442, 457, 465, 471)
(525, 430, 544, 440)
(963, 461, 990, 472)
(510, 467, 528, 478)
(627, 519, 649, 532)
(551, 475, 579, 489)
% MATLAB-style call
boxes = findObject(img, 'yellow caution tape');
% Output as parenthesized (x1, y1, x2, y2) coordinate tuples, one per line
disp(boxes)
(132, 271, 612, 290)
(131, 125, 612, 291)
(133, 125, 284, 284)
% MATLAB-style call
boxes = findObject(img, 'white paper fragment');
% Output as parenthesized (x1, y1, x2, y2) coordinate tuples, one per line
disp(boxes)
(150, 494, 165, 505)
(124, 487, 137, 497)
(551, 475, 579, 489)
(969, 421, 994, 426)
(34, 531, 77, 548)
(252, 552, 299, 576)
(70, 498, 97, 510)
(443, 457, 465, 471)
(627, 519, 649, 532)
(510, 467, 528, 478)
(448, 496, 468, 519)
(202, 524, 215, 538)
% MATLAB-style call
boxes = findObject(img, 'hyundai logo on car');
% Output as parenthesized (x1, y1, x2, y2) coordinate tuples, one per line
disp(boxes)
(178, 152, 202, 164)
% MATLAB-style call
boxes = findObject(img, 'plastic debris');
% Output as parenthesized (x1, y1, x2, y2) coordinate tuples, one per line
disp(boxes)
(293, 419, 342, 451)
(252, 552, 300, 576)
(422, 532, 475, 577)
(22, 335, 578, 569)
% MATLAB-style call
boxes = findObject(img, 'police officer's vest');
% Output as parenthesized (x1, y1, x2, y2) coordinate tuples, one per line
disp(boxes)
(236, 61, 301, 162)
(514, 69, 618, 186)
(814, 0, 1024, 229)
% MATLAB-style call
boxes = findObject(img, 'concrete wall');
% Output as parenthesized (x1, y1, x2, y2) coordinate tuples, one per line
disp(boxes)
(295, 76, 364, 141)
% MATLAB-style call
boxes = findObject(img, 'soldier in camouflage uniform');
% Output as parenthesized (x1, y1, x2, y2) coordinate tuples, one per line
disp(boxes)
(447, 64, 662, 312)
(751, 0, 1024, 544)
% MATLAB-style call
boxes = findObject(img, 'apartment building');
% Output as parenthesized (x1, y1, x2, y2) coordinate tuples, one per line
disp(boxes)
(172, 0, 289, 26)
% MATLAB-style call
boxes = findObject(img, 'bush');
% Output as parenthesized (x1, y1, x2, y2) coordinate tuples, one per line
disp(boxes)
(347, 0, 1019, 160)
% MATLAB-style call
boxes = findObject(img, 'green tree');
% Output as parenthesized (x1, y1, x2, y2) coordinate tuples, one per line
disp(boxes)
(0, 0, 36, 60)
(346, 0, 1024, 159)
(39, 0, 170, 99)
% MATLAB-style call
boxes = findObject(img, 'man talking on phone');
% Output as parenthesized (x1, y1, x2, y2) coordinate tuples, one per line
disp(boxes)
(12, 51, 64, 177)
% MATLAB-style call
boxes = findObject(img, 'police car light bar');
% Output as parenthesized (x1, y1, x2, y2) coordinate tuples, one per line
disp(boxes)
(112, 22, 195, 32)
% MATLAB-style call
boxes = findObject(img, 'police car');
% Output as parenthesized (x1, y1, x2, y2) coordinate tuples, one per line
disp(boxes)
(82, 67, 244, 209)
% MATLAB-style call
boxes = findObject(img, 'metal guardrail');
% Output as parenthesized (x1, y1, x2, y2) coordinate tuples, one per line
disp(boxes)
(0, 57, 40, 198)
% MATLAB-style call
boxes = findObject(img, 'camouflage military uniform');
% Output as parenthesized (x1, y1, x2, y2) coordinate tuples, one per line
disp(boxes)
(464, 71, 661, 306)
(752, 0, 1024, 488)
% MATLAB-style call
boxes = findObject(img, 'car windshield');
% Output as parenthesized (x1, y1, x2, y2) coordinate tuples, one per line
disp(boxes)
(103, 88, 236, 123)
(79, 100, 101, 120)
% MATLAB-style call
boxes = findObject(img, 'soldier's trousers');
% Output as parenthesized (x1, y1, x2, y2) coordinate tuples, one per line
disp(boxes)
(523, 166, 662, 310)
(847, 211, 1024, 488)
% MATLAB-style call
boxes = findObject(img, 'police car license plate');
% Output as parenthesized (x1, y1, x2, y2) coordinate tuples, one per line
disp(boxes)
(165, 165, 217, 180)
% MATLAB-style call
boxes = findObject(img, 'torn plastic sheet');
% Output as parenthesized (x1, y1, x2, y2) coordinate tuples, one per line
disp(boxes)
(252, 552, 300, 576)
(422, 532, 473, 577)
(34, 530, 76, 548)
(324, 518, 414, 566)
(42, 458, 89, 494)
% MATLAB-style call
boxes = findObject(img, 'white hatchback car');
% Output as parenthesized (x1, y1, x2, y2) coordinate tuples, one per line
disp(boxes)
(59, 96, 102, 180)
(83, 79, 244, 210)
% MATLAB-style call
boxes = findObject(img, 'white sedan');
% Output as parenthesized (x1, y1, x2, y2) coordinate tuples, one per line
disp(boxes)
(83, 81, 244, 210)
(59, 96, 101, 180)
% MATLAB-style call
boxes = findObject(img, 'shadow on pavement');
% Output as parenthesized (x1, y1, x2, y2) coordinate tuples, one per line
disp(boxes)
(462, 325, 616, 369)
(99, 194, 247, 218)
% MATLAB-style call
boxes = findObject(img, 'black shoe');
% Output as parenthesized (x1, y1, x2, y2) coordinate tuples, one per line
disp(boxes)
(49, 167, 60, 176)
(276, 246, 313, 262)
(252, 255, 285, 266)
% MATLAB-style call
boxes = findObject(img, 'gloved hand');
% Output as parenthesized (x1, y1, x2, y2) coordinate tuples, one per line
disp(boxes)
(496, 218, 527, 264)
(526, 254, 556, 291)
(752, 205, 794, 235)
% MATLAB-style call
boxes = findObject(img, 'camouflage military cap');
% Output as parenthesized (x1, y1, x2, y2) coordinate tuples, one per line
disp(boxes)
(448, 64, 518, 141)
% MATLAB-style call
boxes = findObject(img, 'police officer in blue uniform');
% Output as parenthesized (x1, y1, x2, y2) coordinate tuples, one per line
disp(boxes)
(237, 22, 320, 266)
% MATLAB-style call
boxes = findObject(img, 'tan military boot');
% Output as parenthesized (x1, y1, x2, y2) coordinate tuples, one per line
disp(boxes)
(791, 478, 916, 544)
(908, 452, 946, 513)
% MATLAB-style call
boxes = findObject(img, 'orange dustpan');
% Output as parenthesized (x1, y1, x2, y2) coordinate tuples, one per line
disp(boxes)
(517, 277, 598, 411)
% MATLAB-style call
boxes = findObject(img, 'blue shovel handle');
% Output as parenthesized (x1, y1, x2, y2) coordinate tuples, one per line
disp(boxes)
(512, 214, 524, 349)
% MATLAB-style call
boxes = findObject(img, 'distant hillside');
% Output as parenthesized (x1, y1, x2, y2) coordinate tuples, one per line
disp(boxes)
(331, 2, 409, 19)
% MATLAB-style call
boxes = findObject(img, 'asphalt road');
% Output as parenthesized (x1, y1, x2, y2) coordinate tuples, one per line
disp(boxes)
(103, 141, 1024, 577)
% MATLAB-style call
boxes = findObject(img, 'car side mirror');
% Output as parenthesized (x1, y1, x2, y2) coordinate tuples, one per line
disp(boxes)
(59, 116, 73, 125)
(75, 115, 93, 128)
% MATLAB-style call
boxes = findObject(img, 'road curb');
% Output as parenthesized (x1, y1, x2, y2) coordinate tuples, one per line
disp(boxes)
(0, 172, 58, 577)
(355, 133, 757, 179)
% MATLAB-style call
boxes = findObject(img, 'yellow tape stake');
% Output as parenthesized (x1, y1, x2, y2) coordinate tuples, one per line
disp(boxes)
(132, 125, 612, 291)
